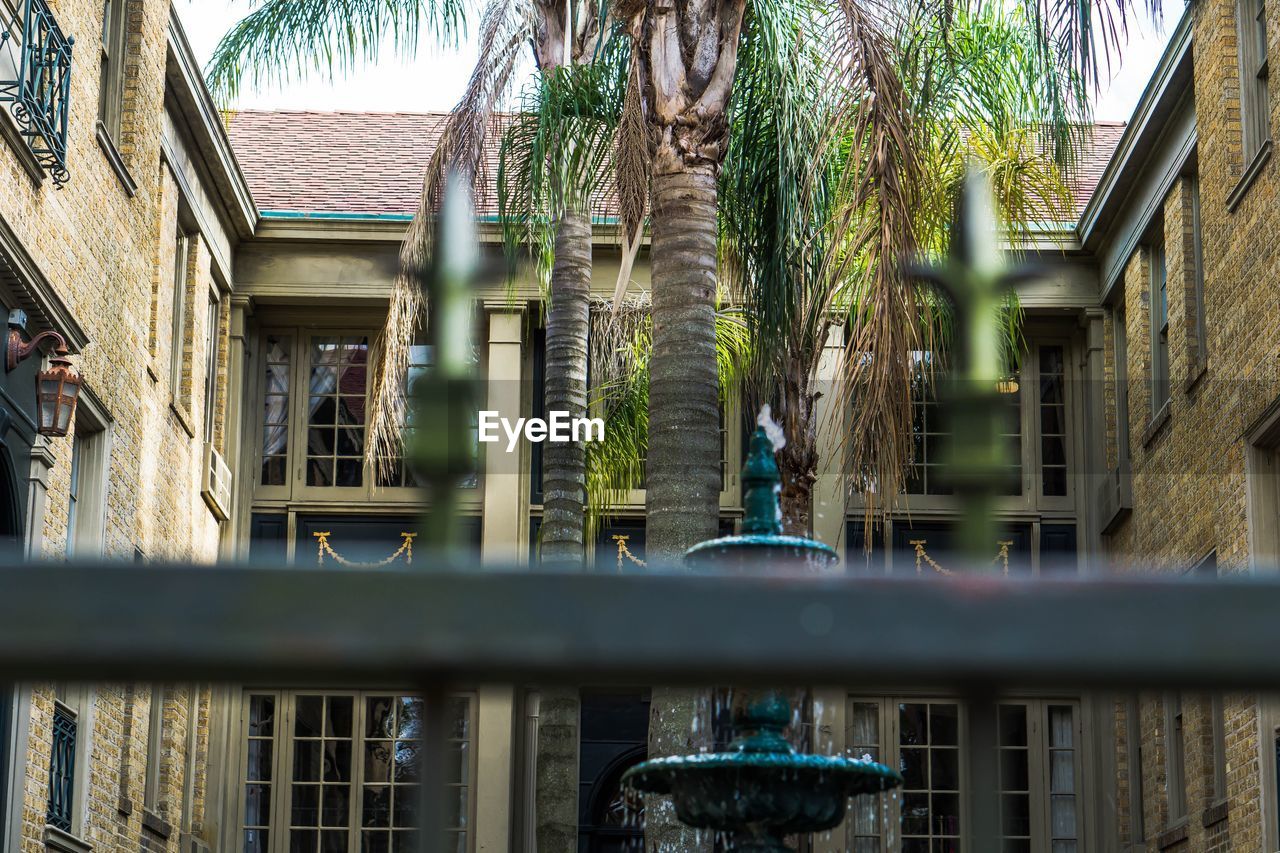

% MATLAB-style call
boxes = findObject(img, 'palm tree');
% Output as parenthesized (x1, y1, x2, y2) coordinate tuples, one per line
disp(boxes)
(719, 3, 1083, 535)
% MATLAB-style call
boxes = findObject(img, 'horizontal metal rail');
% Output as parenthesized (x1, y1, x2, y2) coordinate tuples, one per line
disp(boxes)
(0, 560, 1272, 689)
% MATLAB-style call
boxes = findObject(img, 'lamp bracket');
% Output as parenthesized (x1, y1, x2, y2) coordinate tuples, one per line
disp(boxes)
(6, 328, 68, 372)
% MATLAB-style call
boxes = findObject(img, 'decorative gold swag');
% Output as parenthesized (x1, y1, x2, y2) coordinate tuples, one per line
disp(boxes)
(312, 531, 417, 568)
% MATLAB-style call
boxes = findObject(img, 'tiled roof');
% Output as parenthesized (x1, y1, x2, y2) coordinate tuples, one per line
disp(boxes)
(226, 109, 1127, 223)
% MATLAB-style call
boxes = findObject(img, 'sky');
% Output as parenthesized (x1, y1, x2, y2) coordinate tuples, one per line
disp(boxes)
(176, 0, 1182, 122)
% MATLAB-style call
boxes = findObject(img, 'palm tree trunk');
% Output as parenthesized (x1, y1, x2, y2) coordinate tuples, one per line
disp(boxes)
(776, 370, 819, 538)
(540, 210, 593, 564)
(536, 211, 592, 853)
(646, 165, 722, 559)
(645, 165, 720, 853)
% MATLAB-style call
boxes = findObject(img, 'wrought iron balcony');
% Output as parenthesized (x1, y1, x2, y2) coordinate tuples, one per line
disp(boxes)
(0, 0, 74, 187)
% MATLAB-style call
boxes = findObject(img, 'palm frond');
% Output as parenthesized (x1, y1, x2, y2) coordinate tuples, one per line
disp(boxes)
(205, 0, 465, 102)
(583, 298, 750, 540)
(367, 0, 535, 481)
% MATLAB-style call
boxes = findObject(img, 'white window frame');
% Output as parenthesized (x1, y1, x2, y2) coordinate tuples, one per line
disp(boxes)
(97, 0, 129, 140)
(170, 229, 193, 404)
(66, 391, 111, 559)
(232, 689, 479, 853)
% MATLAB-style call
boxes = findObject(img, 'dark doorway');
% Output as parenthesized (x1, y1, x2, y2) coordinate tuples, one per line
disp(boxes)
(579, 692, 648, 853)
(0, 445, 22, 558)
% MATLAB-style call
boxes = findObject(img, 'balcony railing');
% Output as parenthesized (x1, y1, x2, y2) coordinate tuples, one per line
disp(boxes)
(0, 0, 74, 187)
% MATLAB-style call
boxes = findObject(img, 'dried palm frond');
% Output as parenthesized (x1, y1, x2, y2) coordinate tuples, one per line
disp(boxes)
(367, 0, 535, 480)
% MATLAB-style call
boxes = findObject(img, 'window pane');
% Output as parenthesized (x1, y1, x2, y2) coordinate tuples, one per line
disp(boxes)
(260, 336, 292, 486)
(307, 336, 369, 488)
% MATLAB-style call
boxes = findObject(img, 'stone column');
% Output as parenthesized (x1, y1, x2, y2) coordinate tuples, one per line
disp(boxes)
(474, 685, 516, 853)
(221, 295, 251, 560)
(24, 436, 54, 559)
(812, 325, 847, 558)
(481, 305, 528, 565)
(1081, 309, 1106, 571)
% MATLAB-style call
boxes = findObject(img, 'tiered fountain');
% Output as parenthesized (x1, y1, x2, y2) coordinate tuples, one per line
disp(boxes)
(623, 421, 903, 852)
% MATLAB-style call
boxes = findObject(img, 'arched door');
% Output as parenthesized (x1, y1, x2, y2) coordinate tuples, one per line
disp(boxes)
(581, 746, 645, 853)
(0, 445, 21, 557)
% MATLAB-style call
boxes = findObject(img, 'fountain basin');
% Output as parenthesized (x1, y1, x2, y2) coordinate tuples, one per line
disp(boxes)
(623, 750, 902, 834)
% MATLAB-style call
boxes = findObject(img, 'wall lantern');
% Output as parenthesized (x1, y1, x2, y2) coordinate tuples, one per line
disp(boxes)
(6, 310, 82, 437)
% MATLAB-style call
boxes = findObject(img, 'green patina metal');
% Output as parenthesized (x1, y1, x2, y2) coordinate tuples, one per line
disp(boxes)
(684, 426, 838, 573)
(625, 426, 901, 852)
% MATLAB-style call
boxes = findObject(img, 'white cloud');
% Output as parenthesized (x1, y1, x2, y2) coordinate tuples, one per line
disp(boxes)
(177, 0, 1180, 121)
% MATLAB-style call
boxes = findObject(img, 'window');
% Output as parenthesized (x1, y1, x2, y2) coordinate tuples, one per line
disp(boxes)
(1165, 693, 1187, 822)
(66, 403, 109, 558)
(907, 357, 1022, 497)
(1188, 176, 1207, 367)
(1038, 346, 1068, 497)
(256, 330, 481, 499)
(1113, 306, 1131, 462)
(238, 691, 475, 853)
(1211, 695, 1228, 804)
(143, 685, 165, 812)
(170, 230, 193, 403)
(1125, 696, 1145, 848)
(47, 684, 90, 836)
(1240, 0, 1271, 161)
(1149, 239, 1170, 413)
(204, 295, 222, 444)
(97, 0, 128, 140)
(846, 698, 1081, 851)
(260, 335, 291, 488)
(181, 686, 201, 832)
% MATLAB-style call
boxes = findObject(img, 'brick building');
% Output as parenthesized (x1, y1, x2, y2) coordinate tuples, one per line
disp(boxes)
(2, 0, 1280, 851)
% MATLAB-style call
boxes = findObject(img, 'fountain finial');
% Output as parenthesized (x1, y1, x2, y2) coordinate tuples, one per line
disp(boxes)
(741, 426, 783, 536)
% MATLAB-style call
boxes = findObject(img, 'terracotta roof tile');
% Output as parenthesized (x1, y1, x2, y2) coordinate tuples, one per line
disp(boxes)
(227, 109, 1127, 223)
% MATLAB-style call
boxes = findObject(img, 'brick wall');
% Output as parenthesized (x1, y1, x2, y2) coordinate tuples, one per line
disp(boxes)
(0, 0, 225, 850)
(1100, 0, 1280, 848)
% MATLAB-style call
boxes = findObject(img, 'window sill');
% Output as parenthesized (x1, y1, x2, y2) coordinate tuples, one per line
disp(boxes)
(116, 795, 132, 816)
(180, 831, 211, 853)
(170, 401, 196, 439)
(1183, 359, 1208, 395)
(95, 121, 136, 198)
(1154, 819, 1189, 850)
(1228, 139, 1272, 212)
(1142, 401, 1171, 447)
(145, 361, 159, 384)
(0, 106, 45, 187)
(44, 825, 92, 853)
(140, 807, 172, 839)
(1202, 799, 1229, 828)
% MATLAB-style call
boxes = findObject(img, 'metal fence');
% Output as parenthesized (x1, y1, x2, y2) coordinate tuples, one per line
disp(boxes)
(2, 560, 1278, 850)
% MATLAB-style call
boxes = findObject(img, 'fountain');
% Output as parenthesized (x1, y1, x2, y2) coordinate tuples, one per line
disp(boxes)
(622, 419, 903, 852)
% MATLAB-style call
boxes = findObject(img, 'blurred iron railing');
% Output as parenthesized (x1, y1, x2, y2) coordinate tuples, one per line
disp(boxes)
(0, 561, 1274, 850)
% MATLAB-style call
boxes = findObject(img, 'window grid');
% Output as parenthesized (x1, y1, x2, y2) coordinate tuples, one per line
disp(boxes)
(259, 335, 292, 487)
(240, 692, 473, 853)
(1242, 0, 1271, 159)
(1047, 705, 1078, 853)
(1039, 347, 1068, 497)
(909, 370, 1021, 498)
(243, 694, 275, 853)
(999, 705, 1032, 851)
(898, 702, 961, 852)
(305, 336, 370, 489)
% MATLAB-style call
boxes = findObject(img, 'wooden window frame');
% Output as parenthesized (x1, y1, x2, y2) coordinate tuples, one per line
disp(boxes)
(66, 394, 111, 559)
(1148, 239, 1170, 415)
(97, 0, 129, 141)
(843, 696, 1083, 852)
(233, 690, 478, 853)
(1239, 0, 1272, 162)
(251, 328, 473, 507)
(143, 684, 165, 812)
(1163, 692, 1187, 824)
